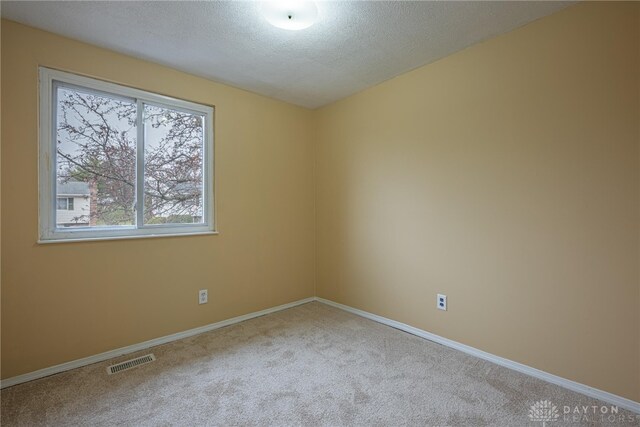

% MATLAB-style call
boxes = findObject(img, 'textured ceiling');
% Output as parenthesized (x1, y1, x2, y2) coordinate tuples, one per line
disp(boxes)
(1, 1, 573, 109)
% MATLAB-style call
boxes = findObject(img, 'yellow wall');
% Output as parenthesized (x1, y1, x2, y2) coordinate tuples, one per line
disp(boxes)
(315, 2, 639, 401)
(2, 1, 640, 403)
(0, 20, 315, 378)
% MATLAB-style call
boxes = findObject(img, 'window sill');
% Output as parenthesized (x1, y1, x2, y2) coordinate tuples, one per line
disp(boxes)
(37, 231, 219, 245)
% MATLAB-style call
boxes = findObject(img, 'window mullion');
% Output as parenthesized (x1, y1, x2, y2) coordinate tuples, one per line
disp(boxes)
(136, 100, 145, 228)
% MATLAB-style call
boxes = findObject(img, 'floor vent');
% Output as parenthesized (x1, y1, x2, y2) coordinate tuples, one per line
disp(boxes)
(107, 354, 155, 375)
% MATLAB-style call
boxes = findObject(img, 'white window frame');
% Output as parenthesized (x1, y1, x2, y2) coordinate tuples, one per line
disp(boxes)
(39, 67, 216, 243)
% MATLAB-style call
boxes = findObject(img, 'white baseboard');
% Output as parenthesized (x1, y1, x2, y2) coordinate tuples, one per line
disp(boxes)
(3, 295, 638, 415)
(315, 297, 640, 414)
(0, 297, 315, 389)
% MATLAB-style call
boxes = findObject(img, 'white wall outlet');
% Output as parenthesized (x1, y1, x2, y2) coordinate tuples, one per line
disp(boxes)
(198, 289, 208, 305)
(437, 294, 447, 311)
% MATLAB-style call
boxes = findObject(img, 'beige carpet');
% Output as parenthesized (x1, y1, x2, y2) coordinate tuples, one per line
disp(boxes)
(1, 302, 638, 426)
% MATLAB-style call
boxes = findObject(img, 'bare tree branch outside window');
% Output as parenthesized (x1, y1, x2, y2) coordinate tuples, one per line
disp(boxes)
(56, 87, 204, 227)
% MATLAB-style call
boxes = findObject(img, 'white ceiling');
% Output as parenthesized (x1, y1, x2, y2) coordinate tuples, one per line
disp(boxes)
(1, 1, 573, 109)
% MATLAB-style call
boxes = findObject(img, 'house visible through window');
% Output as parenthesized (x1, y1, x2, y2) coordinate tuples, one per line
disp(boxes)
(56, 182, 89, 227)
(39, 67, 215, 242)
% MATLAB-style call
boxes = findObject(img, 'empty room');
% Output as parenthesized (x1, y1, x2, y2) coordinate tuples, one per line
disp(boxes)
(1, 1, 639, 425)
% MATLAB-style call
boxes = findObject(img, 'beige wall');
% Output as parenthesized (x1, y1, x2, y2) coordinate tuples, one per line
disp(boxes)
(0, 20, 315, 379)
(315, 2, 640, 402)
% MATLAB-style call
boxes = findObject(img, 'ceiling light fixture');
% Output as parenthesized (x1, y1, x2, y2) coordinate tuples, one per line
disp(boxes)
(261, 1, 318, 31)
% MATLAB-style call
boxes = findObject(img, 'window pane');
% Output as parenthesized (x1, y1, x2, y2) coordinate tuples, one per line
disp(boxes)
(143, 104, 204, 225)
(56, 198, 67, 210)
(55, 86, 137, 227)
(68, 198, 74, 210)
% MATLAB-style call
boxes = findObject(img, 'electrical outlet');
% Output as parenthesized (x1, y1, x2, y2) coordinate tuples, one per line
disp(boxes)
(199, 289, 208, 305)
(437, 294, 447, 311)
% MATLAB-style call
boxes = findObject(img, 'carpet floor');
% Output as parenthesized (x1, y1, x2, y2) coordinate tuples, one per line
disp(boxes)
(1, 302, 638, 426)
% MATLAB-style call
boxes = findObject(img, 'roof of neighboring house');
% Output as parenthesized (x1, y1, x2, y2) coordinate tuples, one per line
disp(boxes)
(57, 181, 90, 196)
(173, 181, 201, 193)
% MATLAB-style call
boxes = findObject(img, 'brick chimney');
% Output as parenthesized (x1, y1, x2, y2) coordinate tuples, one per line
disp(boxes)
(89, 179, 98, 226)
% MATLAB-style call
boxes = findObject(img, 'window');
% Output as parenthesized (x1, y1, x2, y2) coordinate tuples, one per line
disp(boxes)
(56, 197, 74, 210)
(39, 67, 215, 242)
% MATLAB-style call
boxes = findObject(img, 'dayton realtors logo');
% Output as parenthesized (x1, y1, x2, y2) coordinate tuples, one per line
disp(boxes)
(528, 400, 560, 426)
(562, 404, 637, 423)
(529, 400, 638, 425)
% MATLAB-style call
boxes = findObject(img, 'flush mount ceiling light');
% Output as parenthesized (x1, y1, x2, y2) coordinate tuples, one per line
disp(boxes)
(261, 1, 318, 31)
